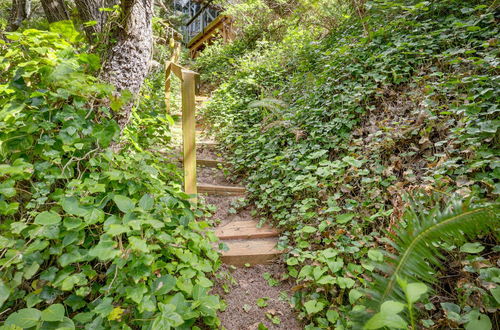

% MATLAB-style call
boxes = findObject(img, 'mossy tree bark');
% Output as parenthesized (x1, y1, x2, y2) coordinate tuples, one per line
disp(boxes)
(100, 0, 154, 128)
(74, 0, 117, 43)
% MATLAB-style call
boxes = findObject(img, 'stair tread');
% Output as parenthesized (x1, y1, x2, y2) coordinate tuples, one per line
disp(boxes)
(196, 159, 226, 167)
(215, 220, 279, 240)
(198, 141, 218, 146)
(198, 183, 245, 195)
(222, 238, 280, 256)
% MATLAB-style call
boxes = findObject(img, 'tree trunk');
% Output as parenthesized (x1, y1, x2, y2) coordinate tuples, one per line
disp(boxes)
(101, 0, 154, 128)
(8, 0, 31, 31)
(40, 0, 69, 23)
(74, 0, 116, 43)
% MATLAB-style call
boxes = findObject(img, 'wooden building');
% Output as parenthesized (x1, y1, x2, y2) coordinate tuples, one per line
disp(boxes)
(173, 0, 234, 58)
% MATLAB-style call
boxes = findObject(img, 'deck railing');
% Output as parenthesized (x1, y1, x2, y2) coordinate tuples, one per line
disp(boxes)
(184, 4, 219, 43)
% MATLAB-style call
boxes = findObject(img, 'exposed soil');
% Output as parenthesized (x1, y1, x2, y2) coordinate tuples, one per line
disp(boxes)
(198, 166, 239, 186)
(212, 264, 302, 330)
(172, 115, 300, 329)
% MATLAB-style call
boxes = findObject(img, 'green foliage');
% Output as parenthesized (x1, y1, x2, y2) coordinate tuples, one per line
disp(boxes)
(0, 25, 221, 328)
(198, 0, 499, 328)
(363, 200, 498, 328)
(367, 200, 499, 308)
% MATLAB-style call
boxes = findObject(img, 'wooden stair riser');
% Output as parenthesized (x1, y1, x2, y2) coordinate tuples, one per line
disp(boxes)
(179, 158, 226, 168)
(198, 184, 245, 195)
(215, 220, 279, 240)
(218, 239, 281, 267)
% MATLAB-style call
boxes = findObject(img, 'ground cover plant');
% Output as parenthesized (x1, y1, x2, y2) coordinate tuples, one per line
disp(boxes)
(0, 23, 223, 329)
(196, 0, 499, 328)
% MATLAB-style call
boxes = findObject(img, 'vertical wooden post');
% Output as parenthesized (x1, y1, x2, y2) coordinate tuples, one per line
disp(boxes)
(164, 61, 172, 114)
(181, 70, 198, 199)
(171, 41, 181, 63)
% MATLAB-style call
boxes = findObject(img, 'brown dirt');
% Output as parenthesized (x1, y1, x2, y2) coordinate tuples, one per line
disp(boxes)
(198, 166, 239, 186)
(213, 264, 302, 330)
(181, 118, 300, 329)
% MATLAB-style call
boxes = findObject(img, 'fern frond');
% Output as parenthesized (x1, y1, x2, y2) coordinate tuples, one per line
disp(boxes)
(248, 98, 287, 110)
(366, 199, 499, 308)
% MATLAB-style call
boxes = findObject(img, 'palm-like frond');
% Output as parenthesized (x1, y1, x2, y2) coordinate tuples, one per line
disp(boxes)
(366, 199, 499, 309)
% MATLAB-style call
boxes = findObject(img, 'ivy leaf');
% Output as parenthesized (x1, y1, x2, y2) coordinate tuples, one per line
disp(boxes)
(88, 239, 120, 261)
(326, 309, 339, 323)
(5, 308, 42, 328)
(128, 236, 149, 253)
(61, 197, 87, 217)
(0, 280, 10, 308)
(465, 311, 492, 330)
(34, 211, 61, 225)
(303, 299, 325, 314)
(349, 289, 363, 304)
(106, 224, 130, 236)
(113, 195, 135, 213)
(367, 249, 384, 262)
(336, 213, 355, 224)
(337, 277, 355, 289)
(153, 275, 176, 295)
(94, 298, 113, 317)
(41, 303, 65, 322)
(364, 301, 407, 329)
(108, 307, 124, 321)
(138, 194, 154, 211)
(405, 282, 428, 304)
(125, 285, 146, 304)
(460, 242, 485, 254)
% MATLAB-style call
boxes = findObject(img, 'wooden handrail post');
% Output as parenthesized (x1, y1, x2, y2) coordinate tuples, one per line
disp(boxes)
(181, 69, 198, 200)
(164, 60, 199, 201)
(165, 61, 172, 114)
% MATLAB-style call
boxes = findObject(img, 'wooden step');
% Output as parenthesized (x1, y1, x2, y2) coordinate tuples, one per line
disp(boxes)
(215, 220, 279, 240)
(178, 158, 225, 167)
(196, 96, 209, 102)
(198, 184, 245, 195)
(198, 141, 218, 147)
(219, 238, 281, 266)
(197, 159, 225, 167)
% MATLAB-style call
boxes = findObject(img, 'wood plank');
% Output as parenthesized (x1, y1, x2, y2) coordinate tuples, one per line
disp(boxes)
(197, 159, 225, 167)
(181, 70, 198, 199)
(187, 15, 225, 48)
(219, 238, 281, 266)
(177, 158, 225, 167)
(198, 184, 245, 195)
(196, 96, 209, 102)
(198, 141, 218, 147)
(215, 221, 279, 240)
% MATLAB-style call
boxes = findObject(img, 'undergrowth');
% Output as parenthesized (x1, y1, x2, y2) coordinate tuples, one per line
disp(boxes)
(197, 0, 499, 328)
(0, 23, 222, 329)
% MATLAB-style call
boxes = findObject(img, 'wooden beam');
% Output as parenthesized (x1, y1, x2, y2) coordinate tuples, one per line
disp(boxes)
(187, 14, 225, 48)
(215, 220, 279, 240)
(219, 238, 281, 266)
(196, 159, 225, 167)
(197, 141, 218, 148)
(198, 184, 245, 195)
(181, 69, 198, 199)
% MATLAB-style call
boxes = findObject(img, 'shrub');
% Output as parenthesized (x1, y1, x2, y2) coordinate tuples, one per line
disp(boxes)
(0, 23, 221, 329)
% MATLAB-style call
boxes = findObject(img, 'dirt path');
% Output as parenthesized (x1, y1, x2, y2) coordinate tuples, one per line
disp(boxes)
(196, 136, 301, 329)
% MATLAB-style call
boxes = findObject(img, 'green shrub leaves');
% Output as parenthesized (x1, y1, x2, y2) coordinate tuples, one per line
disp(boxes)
(0, 24, 221, 328)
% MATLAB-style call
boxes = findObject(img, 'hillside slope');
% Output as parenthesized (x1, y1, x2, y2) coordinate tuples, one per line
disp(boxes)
(196, 0, 499, 328)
